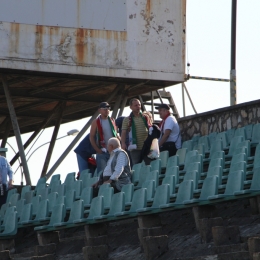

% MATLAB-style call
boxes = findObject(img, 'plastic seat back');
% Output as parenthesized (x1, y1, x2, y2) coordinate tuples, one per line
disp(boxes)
(224, 170, 244, 195)
(82, 176, 99, 189)
(19, 203, 32, 223)
(129, 188, 147, 213)
(193, 143, 205, 158)
(200, 176, 218, 200)
(87, 196, 104, 219)
(184, 150, 198, 170)
(35, 199, 49, 221)
(98, 187, 114, 209)
(121, 184, 134, 204)
(50, 180, 62, 193)
(21, 186, 31, 200)
(176, 148, 187, 165)
(208, 132, 218, 146)
(234, 127, 246, 140)
(217, 132, 228, 148)
(16, 199, 26, 218)
(151, 159, 161, 175)
(65, 189, 76, 210)
(245, 124, 254, 140)
(6, 188, 17, 204)
(207, 166, 222, 185)
(46, 192, 58, 213)
(64, 172, 76, 191)
(211, 151, 225, 161)
(230, 153, 246, 165)
(99, 183, 111, 194)
(9, 193, 20, 206)
(186, 162, 201, 178)
(192, 135, 200, 147)
(49, 174, 60, 188)
(253, 144, 260, 169)
(36, 184, 47, 193)
(230, 161, 246, 180)
(250, 167, 260, 190)
(226, 128, 236, 145)
(79, 170, 91, 181)
(189, 154, 203, 174)
(162, 175, 176, 195)
(31, 195, 42, 216)
(209, 140, 223, 158)
(35, 177, 46, 191)
(142, 180, 155, 201)
(182, 140, 193, 152)
(49, 203, 66, 226)
(68, 200, 84, 223)
(0, 203, 10, 219)
(108, 192, 125, 216)
(227, 136, 245, 156)
(145, 170, 159, 187)
(175, 180, 194, 204)
(198, 136, 210, 152)
(252, 123, 260, 144)
(137, 165, 151, 187)
(72, 180, 82, 199)
(183, 170, 199, 190)
(166, 155, 179, 169)
(131, 163, 143, 184)
(159, 151, 169, 168)
(165, 166, 179, 184)
(80, 187, 93, 206)
(236, 140, 251, 157)
(151, 184, 170, 208)
(2, 207, 17, 236)
(37, 187, 50, 200)
(209, 158, 224, 170)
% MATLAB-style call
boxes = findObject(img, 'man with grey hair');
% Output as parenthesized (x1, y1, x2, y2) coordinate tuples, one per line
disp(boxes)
(92, 137, 131, 195)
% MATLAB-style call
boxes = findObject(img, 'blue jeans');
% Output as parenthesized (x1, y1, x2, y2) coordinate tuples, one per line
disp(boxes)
(96, 152, 110, 174)
(76, 154, 89, 173)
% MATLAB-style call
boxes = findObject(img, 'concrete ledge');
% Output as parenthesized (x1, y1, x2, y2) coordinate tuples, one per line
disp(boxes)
(0, 250, 11, 260)
(217, 251, 250, 260)
(34, 243, 56, 256)
(85, 235, 108, 246)
(85, 223, 108, 239)
(82, 245, 108, 260)
(138, 215, 162, 229)
(212, 226, 240, 246)
(31, 255, 56, 260)
(37, 232, 60, 246)
(0, 239, 15, 251)
(248, 237, 260, 260)
(213, 243, 248, 254)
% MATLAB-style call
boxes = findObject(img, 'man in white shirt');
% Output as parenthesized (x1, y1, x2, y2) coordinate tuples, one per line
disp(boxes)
(92, 137, 131, 195)
(156, 104, 181, 157)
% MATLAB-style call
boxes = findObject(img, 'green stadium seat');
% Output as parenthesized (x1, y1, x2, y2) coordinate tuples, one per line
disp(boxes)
(162, 175, 176, 195)
(234, 127, 246, 140)
(71, 180, 82, 200)
(198, 136, 210, 152)
(16, 199, 26, 219)
(80, 169, 90, 178)
(98, 183, 111, 193)
(53, 200, 84, 228)
(9, 193, 20, 206)
(31, 200, 50, 224)
(131, 162, 143, 184)
(64, 172, 76, 191)
(191, 135, 200, 147)
(184, 176, 219, 205)
(82, 176, 99, 189)
(226, 136, 245, 158)
(50, 180, 62, 193)
(165, 166, 179, 184)
(74, 196, 104, 223)
(34, 203, 66, 232)
(37, 188, 50, 200)
(80, 187, 93, 208)
(206, 166, 223, 185)
(46, 192, 58, 213)
(114, 188, 147, 217)
(136, 165, 151, 188)
(136, 184, 170, 214)
(49, 174, 60, 188)
(182, 140, 193, 152)
(209, 140, 223, 158)
(251, 123, 260, 145)
(6, 189, 17, 204)
(151, 159, 161, 176)
(35, 177, 46, 191)
(159, 151, 169, 169)
(142, 180, 155, 202)
(145, 170, 159, 187)
(217, 132, 229, 149)
(183, 150, 198, 170)
(208, 132, 218, 146)
(21, 186, 31, 200)
(189, 154, 203, 174)
(193, 143, 205, 159)
(226, 128, 236, 145)
(160, 180, 194, 209)
(31, 195, 41, 217)
(183, 170, 199, 190)
(121, 184, 134, 206)
(176, 148, 187, 166)
(94, 193, 125, 220)
(18, 203, 32, 227)
(0, 207, 18, 237)
(183, 162, 201, 179)
(36, 184, 47, 193)
(98, 187, 114, 210)
(54, 183, 66, 197)
(166, 155, 179, 169)
(210, 151, 225, 162)
(65, 189, 76, 211)
(236, 140, 251, 157)
(209, 158, 224, 171)
(245, 124, 254, 140)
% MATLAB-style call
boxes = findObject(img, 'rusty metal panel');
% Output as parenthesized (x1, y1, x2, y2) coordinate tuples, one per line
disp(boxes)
(0, 0, 127, 31)
(0, 0, 186, 83)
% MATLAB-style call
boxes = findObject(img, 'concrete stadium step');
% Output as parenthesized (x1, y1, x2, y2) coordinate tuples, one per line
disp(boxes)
(213, 243, 248, 254)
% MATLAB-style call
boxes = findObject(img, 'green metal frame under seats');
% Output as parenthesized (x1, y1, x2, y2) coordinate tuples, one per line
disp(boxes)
(225, 136, 245, 159)
(234, 167, 260, 196)
(82, 176, 99, 189)
(49, 174, 60, 188)
(209, 139, 223, 158)
(160, 180, 194, 209)
(0, 207, 18, 237)
(135, 165, 151, 188)
(183, 170, 199, 190)
(114, 188, 147, 218)
(18, 203, 32, 227)
(94, 193, 125, 221)
(207, 170, 244, 201)
(159, 151, 169, 169)
(121, 184, 134, 206)
(162, 175, 176, 196)
(226, 128, 236, 146)
(35, 177, 46, 191)
(65, 189, 76, 211)
(142, 180, 155, 202)
(31, 195, 41, 217)
(9, 193, 20, 206)
(80, 187, 93, 208)
(136, 184, 170, 214)
(98, 187, 114, 210)
(131, 162, 143, 184)
(205, 166, 223, 186)
(234, 127, 246, 140)
(251, 123, 260, 145)
(151, 159, 161, 176)
(183, 176, 219, 205)
(73, 196, 104, 224)
(21, 185, 31, 200)
(198, 136, 210, 152)
(34, 203, 66, 232)
(182, 140, 193, 152)
(245, 124, 254, 141)
(46, 192, 58, 213)
(176, 148, 187, 166)
(53, 200, 84, 229)
(6, 188, 17, 204)
(165, 166, 179, 184)
(208, 132, 218, 147)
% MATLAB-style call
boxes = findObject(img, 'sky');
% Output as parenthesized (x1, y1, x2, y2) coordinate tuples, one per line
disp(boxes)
(5, 0, 260, 185)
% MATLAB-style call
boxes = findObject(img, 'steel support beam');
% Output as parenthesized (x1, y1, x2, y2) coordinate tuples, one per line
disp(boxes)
(0, 118, 11, 148)
(10, 101, 64, 166)
(111, 92, 123, 119)
(118, 95, 128, 117)
(41, 102, 66, 177)
(1, 75, 31, 185)
(45, 87, 119, 180)
(183, 83, 197, 114)
(182, 83, 186, 117)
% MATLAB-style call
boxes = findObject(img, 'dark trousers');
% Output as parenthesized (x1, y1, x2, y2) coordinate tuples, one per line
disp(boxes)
(0, 192, 8, 208)
(160, 142, 177, 157)
(93, 176, 120, 197)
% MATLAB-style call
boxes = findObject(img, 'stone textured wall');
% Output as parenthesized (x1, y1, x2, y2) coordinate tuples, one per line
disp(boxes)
(178, 99, 260, 141)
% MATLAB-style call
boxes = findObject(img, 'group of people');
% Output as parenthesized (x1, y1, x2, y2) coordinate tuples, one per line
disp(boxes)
(75, 98, 181, 194)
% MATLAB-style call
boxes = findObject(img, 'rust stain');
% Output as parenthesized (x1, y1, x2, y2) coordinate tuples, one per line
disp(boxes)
(146, 0, 151, 14)
(76, 28, 86, 64)
(10, 23, 20, 54)
(35, 25, 44, 58)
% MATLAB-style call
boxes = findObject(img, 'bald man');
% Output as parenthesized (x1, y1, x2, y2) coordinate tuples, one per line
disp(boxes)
(92, 137, 131, 194)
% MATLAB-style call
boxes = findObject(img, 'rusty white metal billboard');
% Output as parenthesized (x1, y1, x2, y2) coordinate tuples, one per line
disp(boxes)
(0, 0, 186, 82)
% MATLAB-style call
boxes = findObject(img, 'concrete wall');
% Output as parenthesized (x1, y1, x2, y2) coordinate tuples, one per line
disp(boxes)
(178, 99, 260, 141)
